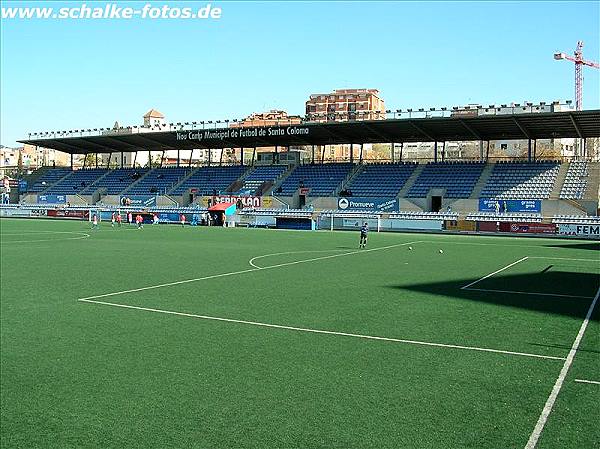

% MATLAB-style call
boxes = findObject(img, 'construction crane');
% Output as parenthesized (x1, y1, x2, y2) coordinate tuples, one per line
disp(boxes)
(554, 41, 600, 111)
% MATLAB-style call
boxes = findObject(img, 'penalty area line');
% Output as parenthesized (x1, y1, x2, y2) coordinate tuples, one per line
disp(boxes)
(78, 298, 565, 362)
(78, 240, 422, 301)
(574, 379, 600, 386)
(461, 256, 529, 290)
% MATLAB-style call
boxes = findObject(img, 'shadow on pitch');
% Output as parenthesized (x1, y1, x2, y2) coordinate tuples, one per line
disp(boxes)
(543, 242, 600, 252)
(387, 271, 599, 321)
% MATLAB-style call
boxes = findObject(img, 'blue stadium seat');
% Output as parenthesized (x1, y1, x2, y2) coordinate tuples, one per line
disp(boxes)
(44, 169, 108, 195)
(345, 163, 417, 197)
(278, 163, 354, 196)
(124, 167, 191, 195)
(481, 161, 560, 200)
(171, 166, 247, 196)
(233, 165, 288, 195)
(406, 162, 485, 198)
(27, 168, 72, 193)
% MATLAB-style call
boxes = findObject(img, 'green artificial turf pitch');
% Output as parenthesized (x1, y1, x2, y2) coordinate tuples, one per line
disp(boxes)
(1, 218, 598, 449)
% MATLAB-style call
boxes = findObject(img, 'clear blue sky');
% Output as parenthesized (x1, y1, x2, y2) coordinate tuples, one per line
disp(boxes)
(1, 0, 599, 147)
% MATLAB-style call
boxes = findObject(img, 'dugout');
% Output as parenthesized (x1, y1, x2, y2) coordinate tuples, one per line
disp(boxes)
(208, 202, 236, 226)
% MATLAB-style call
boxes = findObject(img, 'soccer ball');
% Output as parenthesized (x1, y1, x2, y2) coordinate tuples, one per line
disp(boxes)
(439, 249, 444, 254)
(408, 246, 413, 250)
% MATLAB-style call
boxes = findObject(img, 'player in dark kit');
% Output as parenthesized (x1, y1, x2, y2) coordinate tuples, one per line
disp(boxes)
(359, 222, 369, 249)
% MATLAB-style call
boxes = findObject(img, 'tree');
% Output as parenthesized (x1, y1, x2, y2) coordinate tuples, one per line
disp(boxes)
(17, 149, 23, 176)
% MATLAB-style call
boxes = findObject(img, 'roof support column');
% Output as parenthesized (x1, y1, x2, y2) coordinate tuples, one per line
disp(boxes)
(350, 143, 354, 164)
(106, 153, 111, 169)
(208, 148, 212, 167)
(251, 147, 256, 166)
(95, 153, 98, 168)
(189, 149, 194, 168)
(133, 151, 137, 167)
(148, 151, 151, 168)
(486, 141, 490, 162)
(533, 139, 537, 161)
(121, 152, 124, 168)
(359, 144, 364, 164)
(400, 142, 403, 162)
(391, 142, 395, 163)
(219, 148, 223, 166)
(528, 139, 532, 162)
(311, 145, 315, 165)
(70, 154, 74, 170)
(441, 142, 446, 162)
(434, 141, 438, 163)
(177, 150, 180, 167)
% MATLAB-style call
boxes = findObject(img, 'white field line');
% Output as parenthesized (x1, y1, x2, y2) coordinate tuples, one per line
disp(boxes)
(249, 249, 352, 269)
(528, 256, 599, 263)
(574, 379, 600, 385)
(524, 286, 600, 449)
(78, 240, 422, 301)
(78, 298, 565, 362)
(0, 231, 90, 244)
(461, 256, 529, 290)
(463, 288, 593, 300)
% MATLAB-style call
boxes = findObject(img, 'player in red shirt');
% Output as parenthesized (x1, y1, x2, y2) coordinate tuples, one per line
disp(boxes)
(116, 212, 122, 227)
(180, 214, 186, 228)
(135, 214, 144, 229)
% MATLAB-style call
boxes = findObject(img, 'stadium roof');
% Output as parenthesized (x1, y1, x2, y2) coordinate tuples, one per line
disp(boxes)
(19, 110, 600, 154)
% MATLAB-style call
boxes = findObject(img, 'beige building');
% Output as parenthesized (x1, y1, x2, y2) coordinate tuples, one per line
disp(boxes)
(231, 110, 302, 128)
(306, 89, 386, 122)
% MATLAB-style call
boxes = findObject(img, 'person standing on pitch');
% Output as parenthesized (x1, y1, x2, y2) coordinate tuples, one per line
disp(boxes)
(359, 222, 369, 249)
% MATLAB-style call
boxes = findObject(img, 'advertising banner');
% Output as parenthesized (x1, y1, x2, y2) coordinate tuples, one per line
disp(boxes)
(499, 222, 556, 234)
(0, 207, 33, 217)
(341, 218, 379, 229)
(479, 199, 541, 213)
(47, 209, 89, 219)
(120, 196, 157, 207)
(379, 219, 443, 231)
(199, 195, 267, 209)
(38, 194, 67, 204)
(445, 220, 477, 232)
(558, 224, 600, 239)
(337, 197, 399, 212)
(477, 221, 498, 232)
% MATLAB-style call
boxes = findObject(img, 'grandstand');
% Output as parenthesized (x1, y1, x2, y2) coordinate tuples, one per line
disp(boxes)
(559, 161, 590, 199)
(26, 168, 71, 193)
(124, 167, 190, 195)
(406, 162, 485, 198)
(480, 161, 560, 200)
(43, 168, 108, 195)
(234, 165, 289, 195)
(82, 168, 148, 195)
(277, 163, 354, 196)
(343, 162, 417, 197)
(171, 165, 247, 196)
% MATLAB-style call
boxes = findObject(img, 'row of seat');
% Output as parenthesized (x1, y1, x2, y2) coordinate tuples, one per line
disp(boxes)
(27, 161, 582, 201)
(344, 163, 417, 197)
(407, 163, 485, 198)
(559, 161, 589, 200)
